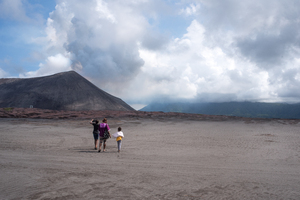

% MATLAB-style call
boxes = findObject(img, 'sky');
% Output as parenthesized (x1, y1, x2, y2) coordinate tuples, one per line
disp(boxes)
(1, 0, 300, 109)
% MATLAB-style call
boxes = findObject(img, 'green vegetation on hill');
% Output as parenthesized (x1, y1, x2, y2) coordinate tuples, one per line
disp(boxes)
(140, 102, 300, 119)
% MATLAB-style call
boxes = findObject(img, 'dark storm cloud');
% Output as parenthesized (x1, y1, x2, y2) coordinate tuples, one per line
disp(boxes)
(67, 41, 144, 82)
(236, 24, 300, 69)
(141, 31, 170, 50)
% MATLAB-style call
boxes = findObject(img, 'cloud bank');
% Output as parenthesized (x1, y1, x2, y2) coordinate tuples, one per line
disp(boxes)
(2, 0, 300, 105)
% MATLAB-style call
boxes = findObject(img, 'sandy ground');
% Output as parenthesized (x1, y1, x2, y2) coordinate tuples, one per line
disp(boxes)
(1, 117, 300, 200)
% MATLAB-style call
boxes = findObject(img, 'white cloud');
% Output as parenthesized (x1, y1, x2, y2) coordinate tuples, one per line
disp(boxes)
(180, 3, 200, 16)
(0, 0, 30, 22)
(16, 0, 300, 104)
(95, 0, 116, 23)
(0, 67, 7, 78)
(30, 0, 147, 83)
(20, 54, 71, 78)
(127, 18, 290, 103)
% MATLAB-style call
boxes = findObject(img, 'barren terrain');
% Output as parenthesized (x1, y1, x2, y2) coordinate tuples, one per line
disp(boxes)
(1, 109, 300, 199)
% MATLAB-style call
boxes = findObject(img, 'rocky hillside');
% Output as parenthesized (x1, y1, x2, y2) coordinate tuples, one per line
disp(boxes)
(0, 71, 134, 111)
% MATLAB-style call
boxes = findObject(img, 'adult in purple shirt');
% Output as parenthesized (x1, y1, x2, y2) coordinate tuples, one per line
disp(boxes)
(98, 118, 111, 152)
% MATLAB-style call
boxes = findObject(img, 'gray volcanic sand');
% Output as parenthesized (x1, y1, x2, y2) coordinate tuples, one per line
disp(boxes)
(1, 118, 300, 199)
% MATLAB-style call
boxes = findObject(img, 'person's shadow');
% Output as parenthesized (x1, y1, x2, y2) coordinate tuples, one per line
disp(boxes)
(72, 147, 98, 153)
(73, 147, 116, 153)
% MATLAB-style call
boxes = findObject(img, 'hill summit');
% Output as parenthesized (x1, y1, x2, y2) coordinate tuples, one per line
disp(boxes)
(0, 71, 134, 111)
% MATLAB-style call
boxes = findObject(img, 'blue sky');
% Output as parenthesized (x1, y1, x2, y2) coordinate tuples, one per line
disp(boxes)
(0, 0, 55, 74)
(1, 0, 300, 109)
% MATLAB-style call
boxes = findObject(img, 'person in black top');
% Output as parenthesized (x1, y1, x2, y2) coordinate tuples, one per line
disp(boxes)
(90, 119, 99, 150)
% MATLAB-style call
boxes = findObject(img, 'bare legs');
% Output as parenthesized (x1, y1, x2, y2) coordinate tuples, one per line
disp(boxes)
(98, 140, 102, 152)
(98, 139, 106, 152)
(94, 139, 98, 149)
(93, 133, 98, 150)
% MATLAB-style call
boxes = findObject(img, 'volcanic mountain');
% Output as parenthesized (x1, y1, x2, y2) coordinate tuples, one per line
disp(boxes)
(0, 71, 134, 111)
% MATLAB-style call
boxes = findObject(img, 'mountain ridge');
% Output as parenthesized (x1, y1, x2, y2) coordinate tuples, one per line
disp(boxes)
(140, 102, 300, 119)
(0, 71, 134, 111)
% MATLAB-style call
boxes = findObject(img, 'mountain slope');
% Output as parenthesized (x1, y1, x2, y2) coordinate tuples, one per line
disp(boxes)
(0, 71, 134, 111)
(140, 102, 300, 119)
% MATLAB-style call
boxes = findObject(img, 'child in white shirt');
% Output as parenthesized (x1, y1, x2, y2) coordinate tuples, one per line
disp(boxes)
(112, 127, 124, 152)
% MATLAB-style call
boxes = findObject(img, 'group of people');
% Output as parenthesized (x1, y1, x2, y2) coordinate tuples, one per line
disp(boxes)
(90, 118, 124, 153)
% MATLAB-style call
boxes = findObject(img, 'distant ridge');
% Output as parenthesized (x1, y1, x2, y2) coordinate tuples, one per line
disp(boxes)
(140, 102, 300, 119)
(0, 71, 134, 111)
